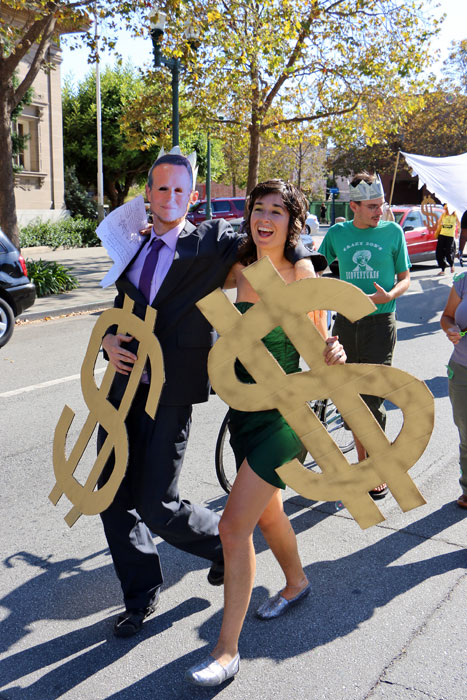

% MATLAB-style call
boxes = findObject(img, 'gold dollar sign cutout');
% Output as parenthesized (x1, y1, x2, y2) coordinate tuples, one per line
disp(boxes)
(197, 257, 434, 529)
(49, 295, 164, 527)
(421, 195, 438, 234)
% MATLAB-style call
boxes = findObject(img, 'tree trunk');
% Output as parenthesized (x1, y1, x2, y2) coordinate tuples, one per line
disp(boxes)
(120, 175, 133, 207)
(0, 95, 19, 249)
(297, 142, 303, 189)
(105, 180, 118, 210)
(246, 119, 261, 194)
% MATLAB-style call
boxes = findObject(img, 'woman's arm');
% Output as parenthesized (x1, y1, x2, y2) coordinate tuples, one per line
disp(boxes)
(223, 262, 243, 289)
(294, 257, 316, 280)
(440, 286, 462, 344)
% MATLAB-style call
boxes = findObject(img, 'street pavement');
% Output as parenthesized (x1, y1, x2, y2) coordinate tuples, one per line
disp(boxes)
(1, 240, 466, 699)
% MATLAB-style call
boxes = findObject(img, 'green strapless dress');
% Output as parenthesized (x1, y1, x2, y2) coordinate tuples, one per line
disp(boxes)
(228, 301, 306, 489)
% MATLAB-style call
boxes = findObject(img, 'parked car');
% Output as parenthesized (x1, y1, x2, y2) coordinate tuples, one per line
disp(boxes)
(186, 197, 246, 225)
(0, 228, 36, 348)
(228, 217, 246, 234)
(300, 229, 316, 251)
(392, 204, 449, 263)
(304, 213, 319, 237)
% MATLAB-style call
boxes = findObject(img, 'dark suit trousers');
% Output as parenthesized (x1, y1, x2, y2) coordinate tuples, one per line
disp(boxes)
(98, 384, 223, 610)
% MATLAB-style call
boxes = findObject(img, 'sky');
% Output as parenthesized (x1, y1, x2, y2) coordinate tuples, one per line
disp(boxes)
(60, 0, 467, 86)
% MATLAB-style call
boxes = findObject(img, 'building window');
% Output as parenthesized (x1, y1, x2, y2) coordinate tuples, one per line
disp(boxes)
(12, 105, 40, 172)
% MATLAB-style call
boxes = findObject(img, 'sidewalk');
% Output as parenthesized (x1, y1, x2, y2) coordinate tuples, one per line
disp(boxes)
(20, 246, 116, 321)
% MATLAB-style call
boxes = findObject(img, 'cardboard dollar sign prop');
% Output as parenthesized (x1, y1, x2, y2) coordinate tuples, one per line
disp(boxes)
(50, 295, 164, 527)
(421, 195, 438, 234)
(197, 257, 434, 529)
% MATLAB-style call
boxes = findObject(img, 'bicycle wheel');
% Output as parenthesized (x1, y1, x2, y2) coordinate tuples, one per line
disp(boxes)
(302, 399, 354, 470)
(215, 412, 237, 494)
(324, 400, 355, 454)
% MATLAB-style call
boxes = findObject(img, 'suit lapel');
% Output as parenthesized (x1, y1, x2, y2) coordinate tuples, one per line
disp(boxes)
(152, 222, 200, 306)
(116, 238, 147, 306)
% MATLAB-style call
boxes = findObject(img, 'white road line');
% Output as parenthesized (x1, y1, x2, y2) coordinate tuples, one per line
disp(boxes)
(0, 367, 106, 398)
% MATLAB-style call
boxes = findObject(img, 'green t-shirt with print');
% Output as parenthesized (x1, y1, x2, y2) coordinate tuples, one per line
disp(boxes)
(318, 220, 411, 314)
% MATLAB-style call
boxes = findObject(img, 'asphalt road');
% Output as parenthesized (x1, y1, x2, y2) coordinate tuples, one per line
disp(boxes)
(0, 261, 466, 700)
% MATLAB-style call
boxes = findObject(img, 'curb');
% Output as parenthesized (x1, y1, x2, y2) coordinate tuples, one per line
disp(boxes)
(18, 300, 114, 322)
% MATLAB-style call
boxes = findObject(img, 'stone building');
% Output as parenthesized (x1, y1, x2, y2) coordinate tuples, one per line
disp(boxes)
(14, 43, 66, 226)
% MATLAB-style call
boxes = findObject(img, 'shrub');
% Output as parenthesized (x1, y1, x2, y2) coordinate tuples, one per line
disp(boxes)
(19, 217, 99, 249)
(25, 259, 78, 297)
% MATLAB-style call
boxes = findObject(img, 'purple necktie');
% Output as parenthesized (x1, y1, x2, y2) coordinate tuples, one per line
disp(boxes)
(139, 237, 164, 302)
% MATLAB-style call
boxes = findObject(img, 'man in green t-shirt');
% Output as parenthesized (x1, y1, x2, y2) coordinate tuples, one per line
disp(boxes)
(319, 172, 411, 499)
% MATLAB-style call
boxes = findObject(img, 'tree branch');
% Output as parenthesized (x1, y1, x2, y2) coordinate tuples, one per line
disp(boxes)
(261, 96, 363, 131)
(2, 11, 55, 76)
(261, 6, 319, 116)
(11, 14, 58, 110)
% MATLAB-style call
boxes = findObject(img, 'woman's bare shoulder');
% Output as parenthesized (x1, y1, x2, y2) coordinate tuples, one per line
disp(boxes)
(223, 261, 245, 289)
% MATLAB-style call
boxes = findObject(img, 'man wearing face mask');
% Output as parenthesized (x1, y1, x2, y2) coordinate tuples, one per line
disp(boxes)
(319, 172, 411, 500)
(98, 149, 325, 638)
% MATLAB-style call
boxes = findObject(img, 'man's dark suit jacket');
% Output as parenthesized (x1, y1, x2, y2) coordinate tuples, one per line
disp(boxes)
(106, 218, 239, 407)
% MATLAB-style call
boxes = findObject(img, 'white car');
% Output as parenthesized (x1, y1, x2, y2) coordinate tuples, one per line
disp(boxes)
(300, 213, 320, 250)
(305, 213, 319, 236)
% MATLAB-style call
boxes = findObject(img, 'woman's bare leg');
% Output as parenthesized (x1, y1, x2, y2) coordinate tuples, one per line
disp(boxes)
(211, 459, 277, 666)
(257, 490, 308, 599)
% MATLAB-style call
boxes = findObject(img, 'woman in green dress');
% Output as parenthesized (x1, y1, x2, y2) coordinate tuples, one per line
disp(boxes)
(186, 180, 346, 687)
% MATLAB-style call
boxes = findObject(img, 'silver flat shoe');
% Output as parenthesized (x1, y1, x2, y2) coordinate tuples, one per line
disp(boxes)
(186, 653, 240, 687)
(256, 584, 311, 620)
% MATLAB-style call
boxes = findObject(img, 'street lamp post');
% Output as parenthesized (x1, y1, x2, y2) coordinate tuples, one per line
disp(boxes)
(94, 4, 105, 222)
(149, 12, 180, 147)
(205, 131, 212, 220)
(149, 11, 198, 149)
(329, 187, 339, 225)
(205, 116, 223, 221)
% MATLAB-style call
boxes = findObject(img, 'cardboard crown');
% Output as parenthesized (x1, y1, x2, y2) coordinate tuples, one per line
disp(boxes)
(349, 174, 384, 201)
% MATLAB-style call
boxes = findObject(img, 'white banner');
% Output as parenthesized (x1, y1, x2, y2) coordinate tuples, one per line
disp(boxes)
(401, 151, 467, 218)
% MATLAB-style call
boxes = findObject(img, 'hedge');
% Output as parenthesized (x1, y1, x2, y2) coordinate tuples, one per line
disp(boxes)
(20, 217, 99, 249)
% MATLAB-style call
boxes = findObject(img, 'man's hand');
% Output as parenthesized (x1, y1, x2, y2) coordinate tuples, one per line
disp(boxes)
(102, 333, 137, 375)
(368, 282, 392, 305)
(368, 271, 410, 305)
(323, 336, 346, 365)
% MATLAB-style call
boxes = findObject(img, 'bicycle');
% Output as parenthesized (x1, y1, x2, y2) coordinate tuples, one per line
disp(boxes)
(215, 398, 355, 495)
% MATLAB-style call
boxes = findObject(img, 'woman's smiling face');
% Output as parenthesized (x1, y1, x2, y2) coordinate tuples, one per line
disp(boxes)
(249, 193, 290, 254)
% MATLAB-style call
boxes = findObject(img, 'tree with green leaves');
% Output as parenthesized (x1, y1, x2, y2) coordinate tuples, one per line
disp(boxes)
(120, 71, 226, 188)
(329, 88, 467, 178)
(0, 0, 148, 247)
(63, 65, 168, 210)
(158, 0, 442, 193)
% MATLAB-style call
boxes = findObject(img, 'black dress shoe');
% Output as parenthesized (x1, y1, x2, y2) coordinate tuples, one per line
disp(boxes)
(207, 560, 224, 586)
(113, 593, 160, 637)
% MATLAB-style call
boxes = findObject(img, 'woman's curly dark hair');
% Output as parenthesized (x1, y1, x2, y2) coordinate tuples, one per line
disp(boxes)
(237, 179, 308, 266)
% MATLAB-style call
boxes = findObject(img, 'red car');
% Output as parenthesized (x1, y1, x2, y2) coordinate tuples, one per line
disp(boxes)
(392, 205, 457, 263)
(186, 197, 246, 225)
